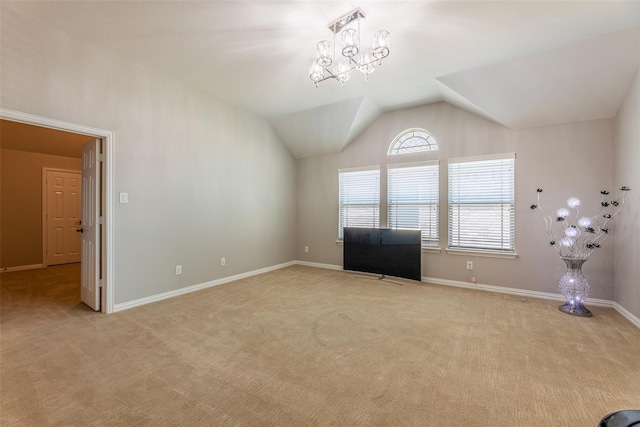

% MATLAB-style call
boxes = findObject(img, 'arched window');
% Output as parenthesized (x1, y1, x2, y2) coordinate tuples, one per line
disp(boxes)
(388, 128, 438, 155)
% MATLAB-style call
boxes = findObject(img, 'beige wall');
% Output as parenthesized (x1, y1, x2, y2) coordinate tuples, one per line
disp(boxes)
(1, 6, 634, 311)
(614, 67, 640, 319)
(1, 8, 297, 304)
(296, 102, 618, 300)
(1, 149, 81, 268)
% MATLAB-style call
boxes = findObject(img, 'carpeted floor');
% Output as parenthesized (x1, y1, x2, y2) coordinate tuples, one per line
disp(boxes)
(1, 264, 639, 426)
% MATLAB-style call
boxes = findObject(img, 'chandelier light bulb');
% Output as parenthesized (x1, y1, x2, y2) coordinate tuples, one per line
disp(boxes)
(316, 41, 333, 67)
(567, 197, 581, 208)
(341, 28, 359, 57)
(336, 60, 352, 83)
(556, 208, 570, 219)
(309, 60, 324, 82)
(372, 30, 390, 59)
(359, 48, 376, 75)
(577, 217, 592, 228)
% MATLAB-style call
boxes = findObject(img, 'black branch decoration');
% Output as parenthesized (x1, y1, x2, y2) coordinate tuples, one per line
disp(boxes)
(531, 186, 630, 259)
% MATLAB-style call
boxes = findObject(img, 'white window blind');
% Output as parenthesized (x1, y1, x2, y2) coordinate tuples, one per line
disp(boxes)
(388, 162, 439, 248)
(338, 167, 380, 240)
(448, 154, 515, 252)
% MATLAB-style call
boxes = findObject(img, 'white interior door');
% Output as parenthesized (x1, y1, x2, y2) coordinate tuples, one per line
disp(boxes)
(81, 139, 101, 311)
(45, 170, 82, 266)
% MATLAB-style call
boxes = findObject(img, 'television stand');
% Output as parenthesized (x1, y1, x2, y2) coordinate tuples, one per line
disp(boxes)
(351, 273, 406, 286)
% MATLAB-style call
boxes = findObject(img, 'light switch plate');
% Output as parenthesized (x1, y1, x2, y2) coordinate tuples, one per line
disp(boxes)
(119, 192, 129, 203)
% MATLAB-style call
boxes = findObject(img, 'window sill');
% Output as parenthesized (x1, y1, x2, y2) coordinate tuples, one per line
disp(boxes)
(445, 248, 518, 259)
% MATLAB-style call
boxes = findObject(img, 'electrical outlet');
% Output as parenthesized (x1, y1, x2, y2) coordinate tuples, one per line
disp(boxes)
(466, 261, 473, 270)
(221, 257, 226, 266)
(175, 265, 182, 275)
(305, 246, 309, 253)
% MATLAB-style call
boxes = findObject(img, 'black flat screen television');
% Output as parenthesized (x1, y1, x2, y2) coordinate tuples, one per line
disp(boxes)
(343, 227, 421, 281)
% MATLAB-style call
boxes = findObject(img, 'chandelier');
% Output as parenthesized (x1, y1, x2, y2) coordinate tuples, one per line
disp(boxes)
(309, 8, 390, 87)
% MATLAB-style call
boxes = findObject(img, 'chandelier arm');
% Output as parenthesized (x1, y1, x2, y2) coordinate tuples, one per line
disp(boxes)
(314, 73, 337, 84)
(334, 63, 359, 76)
(349, 57, 362, 68)
(333, 30, 336, 70)
(311, 8, 389, 87)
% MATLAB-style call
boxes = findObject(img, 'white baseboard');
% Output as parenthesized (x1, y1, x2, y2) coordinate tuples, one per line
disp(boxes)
(613, 302, 640, 329)
(113, 261, 296, 312)
(0, 264, 44, 273)
(292, 262, 612, 309)
(293, 262, 640, 329)
(423, 276, 615, 308)
(111, 259, 640, 331)
(295, 260, 343, 271)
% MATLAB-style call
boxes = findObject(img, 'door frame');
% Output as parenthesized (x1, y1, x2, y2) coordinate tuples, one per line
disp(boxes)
(1, 108, 115, 314)
(42, 167, 82, 267)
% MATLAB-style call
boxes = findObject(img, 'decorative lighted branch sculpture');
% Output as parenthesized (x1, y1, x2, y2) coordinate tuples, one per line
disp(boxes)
(530, 186, 630, 316)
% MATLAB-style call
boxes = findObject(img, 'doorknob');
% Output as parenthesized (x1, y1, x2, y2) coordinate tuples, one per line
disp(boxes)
(76, 228, 83, 233)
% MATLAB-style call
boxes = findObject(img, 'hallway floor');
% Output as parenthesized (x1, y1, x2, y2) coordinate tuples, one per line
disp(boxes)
(0, 263, 94, 326)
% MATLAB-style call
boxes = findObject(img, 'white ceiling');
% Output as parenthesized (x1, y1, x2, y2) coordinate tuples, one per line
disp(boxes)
(2, 1, 639, 158)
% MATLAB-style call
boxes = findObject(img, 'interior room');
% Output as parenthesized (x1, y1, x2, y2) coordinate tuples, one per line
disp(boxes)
(1, 1, 639, 426)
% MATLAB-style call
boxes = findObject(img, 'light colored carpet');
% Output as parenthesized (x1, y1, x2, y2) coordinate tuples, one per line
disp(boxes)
(1, 264, 639, 426)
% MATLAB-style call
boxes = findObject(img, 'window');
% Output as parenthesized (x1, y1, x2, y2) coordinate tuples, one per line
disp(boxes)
(338, 167, 380, 240)
(388, 128, 439, 155)
(388, 162, 439, 248)
(448, 154, 515, 253)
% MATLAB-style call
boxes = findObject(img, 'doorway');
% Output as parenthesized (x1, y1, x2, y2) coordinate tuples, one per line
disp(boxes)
(43, 168, 82, 267)
(0, 109, 114, 313)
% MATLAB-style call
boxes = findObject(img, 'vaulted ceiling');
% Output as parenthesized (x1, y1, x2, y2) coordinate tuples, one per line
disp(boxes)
(2, 1, 639, 158)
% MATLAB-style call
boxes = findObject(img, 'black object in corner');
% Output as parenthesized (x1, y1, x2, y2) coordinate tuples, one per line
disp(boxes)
(599, 410, 640, 427)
